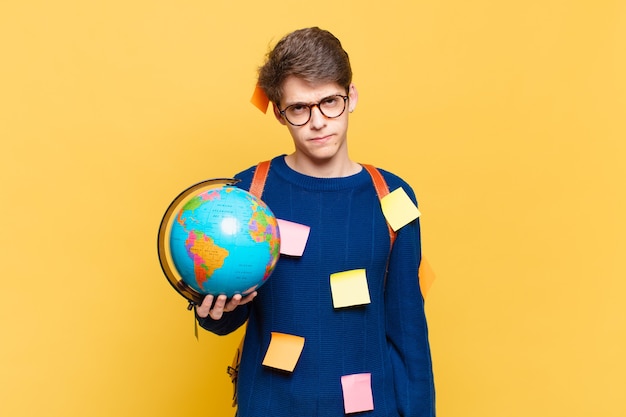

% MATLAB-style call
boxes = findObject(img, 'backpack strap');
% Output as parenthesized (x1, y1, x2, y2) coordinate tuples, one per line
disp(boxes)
(249, 160, 271, 198)
(361, 164, 397, 248)
(362, 164, 434, 298)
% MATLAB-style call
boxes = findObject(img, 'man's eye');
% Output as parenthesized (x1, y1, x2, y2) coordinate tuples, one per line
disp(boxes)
(289, 104, 307, 114)
(322, 97, 338, 106)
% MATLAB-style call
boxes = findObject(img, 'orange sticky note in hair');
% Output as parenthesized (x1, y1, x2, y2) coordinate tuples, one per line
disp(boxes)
(251, 83, 270, 113)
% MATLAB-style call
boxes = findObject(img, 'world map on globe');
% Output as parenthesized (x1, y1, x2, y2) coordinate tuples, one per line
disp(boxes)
(158, 180, 280, 304)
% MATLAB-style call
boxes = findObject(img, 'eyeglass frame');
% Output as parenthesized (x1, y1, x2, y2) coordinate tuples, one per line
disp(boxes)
(278, 94, 349, 126)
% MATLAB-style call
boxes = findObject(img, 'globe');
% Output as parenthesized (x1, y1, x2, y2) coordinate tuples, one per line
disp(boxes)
(157, 178, 281, 305)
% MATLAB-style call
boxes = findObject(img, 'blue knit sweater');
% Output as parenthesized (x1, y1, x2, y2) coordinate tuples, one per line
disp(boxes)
(198, 155, 435, 417)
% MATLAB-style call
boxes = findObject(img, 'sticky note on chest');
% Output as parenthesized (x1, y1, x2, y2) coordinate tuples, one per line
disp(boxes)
(330, 269, 371, 308)
(262, 332, 305, 372)
(341, 373, 375, 413)
(380, 187, 421, 231)
(277, 219, 310, 257)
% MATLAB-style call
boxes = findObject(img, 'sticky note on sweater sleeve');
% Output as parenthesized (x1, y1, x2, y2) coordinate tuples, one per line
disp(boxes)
(380, 187, 421, 231)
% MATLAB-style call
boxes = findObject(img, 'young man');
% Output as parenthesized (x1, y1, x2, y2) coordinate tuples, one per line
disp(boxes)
(196, 27, 435, 417)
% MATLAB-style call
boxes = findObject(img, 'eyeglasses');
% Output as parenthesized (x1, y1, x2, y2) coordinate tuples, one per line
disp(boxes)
(279, 95, 349, 126)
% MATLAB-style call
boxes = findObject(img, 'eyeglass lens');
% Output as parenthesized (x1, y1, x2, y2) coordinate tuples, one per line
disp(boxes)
(282, 95, 348, 126)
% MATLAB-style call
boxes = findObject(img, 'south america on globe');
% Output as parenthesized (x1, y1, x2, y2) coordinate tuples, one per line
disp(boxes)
(157, 178, 281, 305)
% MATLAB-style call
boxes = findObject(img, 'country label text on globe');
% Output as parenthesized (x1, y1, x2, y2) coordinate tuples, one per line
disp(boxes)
(169, 186, 280, 297)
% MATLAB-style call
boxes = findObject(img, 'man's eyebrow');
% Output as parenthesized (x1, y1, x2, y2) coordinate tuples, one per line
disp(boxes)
(283, 100, 308, 107)
(284, 94, 342, 107)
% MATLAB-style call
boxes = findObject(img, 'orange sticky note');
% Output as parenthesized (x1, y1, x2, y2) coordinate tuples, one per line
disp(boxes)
(341, 373, 374, 414)
(277, 219, 310, 257)
(250, 83, 270, 113)
(330, 269, 371, 308)
(262, 332, 305, 372)
(418, 256, 436, 298)
(380, 187, 421, 231)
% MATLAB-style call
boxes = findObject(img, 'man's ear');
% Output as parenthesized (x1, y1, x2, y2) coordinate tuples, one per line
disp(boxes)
(348, 83, 358, 113)
(272, 103, 287, 125)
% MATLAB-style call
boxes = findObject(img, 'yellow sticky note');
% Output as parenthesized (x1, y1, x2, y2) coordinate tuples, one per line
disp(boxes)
(330, 269, 371, 308)
(419, 257, 436, 298)
(262, 332, 305, 372)
(380, 187, 421, 231)
(250, 83, 270, 113)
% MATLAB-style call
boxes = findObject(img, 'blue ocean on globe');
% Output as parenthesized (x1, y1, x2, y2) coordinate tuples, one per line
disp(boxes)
(169, 186, 280, 297)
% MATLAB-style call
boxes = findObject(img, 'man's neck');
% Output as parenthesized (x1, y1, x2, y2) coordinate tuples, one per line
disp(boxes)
(284, 153, 361, 178)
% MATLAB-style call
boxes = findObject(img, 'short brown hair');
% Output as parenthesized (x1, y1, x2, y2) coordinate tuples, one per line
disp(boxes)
(258, 27, 353, 106)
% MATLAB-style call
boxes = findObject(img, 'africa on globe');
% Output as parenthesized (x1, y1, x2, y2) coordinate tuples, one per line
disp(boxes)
(157, 178, 281, 305)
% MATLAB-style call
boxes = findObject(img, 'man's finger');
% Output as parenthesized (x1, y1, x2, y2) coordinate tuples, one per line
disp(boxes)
(196, 294, 215, 318)
(209, 295, 228, 320)
(224, 294, 243, 312)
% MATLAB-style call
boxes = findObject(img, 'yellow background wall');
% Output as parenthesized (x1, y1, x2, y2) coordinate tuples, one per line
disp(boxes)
(1, 1, 624, 416)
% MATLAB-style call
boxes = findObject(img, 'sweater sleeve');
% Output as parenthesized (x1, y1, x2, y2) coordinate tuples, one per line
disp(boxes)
(195, 303, 250, 336)
(383, 181, 436, 417)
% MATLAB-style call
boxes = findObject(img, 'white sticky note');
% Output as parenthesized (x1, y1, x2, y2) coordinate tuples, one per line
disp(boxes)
(380, 187, 421, 231)
(277, 219, 310, 257)
(330, 269, 371, 308)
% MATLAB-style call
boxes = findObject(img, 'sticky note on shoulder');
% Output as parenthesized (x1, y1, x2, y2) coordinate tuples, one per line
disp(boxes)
(262, 332, 305, 372)
(380, 187, 421, 231)
(330, 269, 370, 308)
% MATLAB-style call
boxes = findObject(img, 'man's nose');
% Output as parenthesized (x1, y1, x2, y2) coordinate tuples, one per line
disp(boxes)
(309, 105, 326, 128)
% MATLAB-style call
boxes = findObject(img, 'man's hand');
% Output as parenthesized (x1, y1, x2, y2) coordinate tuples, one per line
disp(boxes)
(196, 292, 257, 320)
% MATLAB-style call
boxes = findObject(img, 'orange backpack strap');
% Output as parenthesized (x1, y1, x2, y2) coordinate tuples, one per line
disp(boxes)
(361, 164, 397, 248)
(363, 164, 433, 298)
(249, 160, 271, 198)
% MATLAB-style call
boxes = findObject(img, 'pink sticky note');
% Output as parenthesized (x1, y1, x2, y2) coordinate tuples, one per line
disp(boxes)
(341, 373, 374, 414)
(277, 219, 310, 257)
